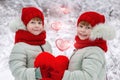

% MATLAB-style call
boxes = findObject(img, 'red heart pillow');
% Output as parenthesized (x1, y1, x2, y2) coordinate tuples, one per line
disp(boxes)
(34, 52, 55, 68)
(53, 55, 69, 71)
(34, 52, 69, 78)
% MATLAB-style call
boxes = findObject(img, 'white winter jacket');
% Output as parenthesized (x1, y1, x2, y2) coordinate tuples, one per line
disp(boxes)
(62, 46, 106, 80)
(9, 42, 52, 80)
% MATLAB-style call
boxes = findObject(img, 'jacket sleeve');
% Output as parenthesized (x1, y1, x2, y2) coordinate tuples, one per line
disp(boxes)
(9, 44, 42, 80)
(62, 50, 105, 80)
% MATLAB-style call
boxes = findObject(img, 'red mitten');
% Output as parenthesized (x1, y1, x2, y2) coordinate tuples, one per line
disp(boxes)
(50, 71, 64, 80)
(40, 65, 52, 78)
(34, 52, 55, 78)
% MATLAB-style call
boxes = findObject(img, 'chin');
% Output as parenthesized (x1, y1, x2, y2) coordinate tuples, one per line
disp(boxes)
(32, 31, 42, 35)
(32, 33, 40, 35)
(78, 35, 88, 40)
(80, 38, 86, 40)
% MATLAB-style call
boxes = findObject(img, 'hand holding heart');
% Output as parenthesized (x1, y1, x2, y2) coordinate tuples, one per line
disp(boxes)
(34, 52, 69, 80)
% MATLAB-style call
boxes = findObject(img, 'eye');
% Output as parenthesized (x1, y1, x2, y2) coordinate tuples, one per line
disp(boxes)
(86, 26, 92, 29)
(30, 21, 35, 24)
(78, 25, 83, 28)
(38, 21, 42, 24)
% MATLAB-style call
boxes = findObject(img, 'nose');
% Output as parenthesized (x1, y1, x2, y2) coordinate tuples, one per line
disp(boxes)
(80, 27, 86, 32)
(34, 23, 39, 28)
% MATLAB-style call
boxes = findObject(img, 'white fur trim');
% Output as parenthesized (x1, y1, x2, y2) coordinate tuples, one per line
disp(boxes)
(9, 17, 26, 32)
(90, 23, 116, 40)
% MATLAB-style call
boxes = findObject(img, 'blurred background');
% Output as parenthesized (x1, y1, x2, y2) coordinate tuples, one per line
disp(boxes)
(0, 0, 120, 80)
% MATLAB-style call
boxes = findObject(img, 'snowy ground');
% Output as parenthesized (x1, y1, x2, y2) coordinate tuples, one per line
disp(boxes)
(0, 0, 120, 80)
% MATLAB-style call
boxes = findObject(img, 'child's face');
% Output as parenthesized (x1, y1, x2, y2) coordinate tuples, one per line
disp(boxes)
(77, 22, 92, 40)
(26, 18, 44, 35)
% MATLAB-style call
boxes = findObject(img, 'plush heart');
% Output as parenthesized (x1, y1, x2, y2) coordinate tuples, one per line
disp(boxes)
(53, 55, 69, 71)
(51, 22, 61, 31)
(34, 52, 69, 78)
(34, 52, 55, 68)
(55, 39, 71, 51)
(50, 55, 69, 80)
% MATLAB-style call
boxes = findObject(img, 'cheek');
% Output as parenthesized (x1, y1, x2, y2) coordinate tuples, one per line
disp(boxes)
(77, 28, 80, 32)
(26, 25, 31, 31)
(76, 30, 79, 35)
(87, 30, 92, 35)
(40, 25, 44, 29)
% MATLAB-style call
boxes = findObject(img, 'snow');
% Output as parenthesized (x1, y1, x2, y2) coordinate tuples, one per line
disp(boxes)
(0, 0, 120, 80)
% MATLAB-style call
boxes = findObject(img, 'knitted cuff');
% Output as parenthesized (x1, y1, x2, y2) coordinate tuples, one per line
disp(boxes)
(35, 68, 42, 80)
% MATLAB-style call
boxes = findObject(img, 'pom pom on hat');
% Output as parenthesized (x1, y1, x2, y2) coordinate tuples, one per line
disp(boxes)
(90, 23, 116, 40)
(9, 7, 44, 32)
(77, 11, 105, 27)
(9, 17, 26, 32)
(21, 6, 44, 26)
(77, 11, 116, 40)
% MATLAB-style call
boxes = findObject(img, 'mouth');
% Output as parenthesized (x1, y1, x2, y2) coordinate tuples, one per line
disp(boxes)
(33, 29, 41, 31)
(78, 33, 87, 37)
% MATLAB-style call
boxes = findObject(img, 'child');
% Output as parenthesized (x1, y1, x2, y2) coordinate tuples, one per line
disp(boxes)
(9, 6, 52, 80)
(62, 11, 115, 80)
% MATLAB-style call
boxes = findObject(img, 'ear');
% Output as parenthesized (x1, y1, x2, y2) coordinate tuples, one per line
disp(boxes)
(90, 23, 116, 40)
(9, 17, 26, 32)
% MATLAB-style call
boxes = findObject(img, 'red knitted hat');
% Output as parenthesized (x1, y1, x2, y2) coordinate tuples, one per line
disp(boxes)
(21, 7, 44, 26)
(77, 11, 105, 27)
